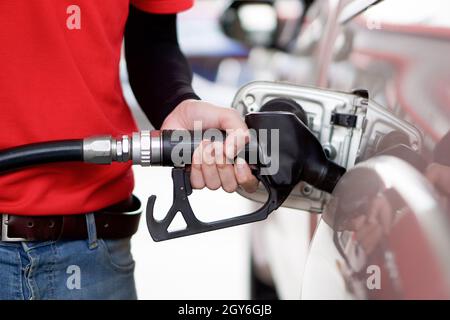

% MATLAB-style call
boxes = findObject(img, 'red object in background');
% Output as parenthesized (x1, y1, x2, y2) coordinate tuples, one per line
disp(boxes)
(0, 0, 193, 215)
(368, 211, 449, 299)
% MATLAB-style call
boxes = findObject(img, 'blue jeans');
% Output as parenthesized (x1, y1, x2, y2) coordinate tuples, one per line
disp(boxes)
(0, 214, 137, 300)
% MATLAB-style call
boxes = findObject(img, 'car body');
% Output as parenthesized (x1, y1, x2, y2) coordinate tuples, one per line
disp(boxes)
(302, 156, 450, 299)
(229, 0, 450, 299)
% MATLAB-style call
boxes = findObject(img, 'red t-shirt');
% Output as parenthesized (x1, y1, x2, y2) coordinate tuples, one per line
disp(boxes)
(0, 0, 193, 215)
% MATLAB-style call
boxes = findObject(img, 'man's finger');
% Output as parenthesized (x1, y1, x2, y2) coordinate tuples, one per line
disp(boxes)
(201, 141, 221, 190)
(212, 142, 238, 193)
(190, 141, 206, 189)
(234, 158, 259, 193)
(224, 129, 249, 160)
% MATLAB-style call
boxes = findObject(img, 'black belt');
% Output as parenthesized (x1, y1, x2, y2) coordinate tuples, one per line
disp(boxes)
(1, 195, 142, 242)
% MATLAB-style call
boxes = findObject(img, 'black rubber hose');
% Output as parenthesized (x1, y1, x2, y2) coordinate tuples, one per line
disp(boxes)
(0, 140, 84, 174)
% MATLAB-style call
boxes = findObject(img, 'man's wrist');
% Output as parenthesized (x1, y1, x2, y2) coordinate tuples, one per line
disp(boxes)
(171, 92, 201, 109)
(157, 89, 200, 129)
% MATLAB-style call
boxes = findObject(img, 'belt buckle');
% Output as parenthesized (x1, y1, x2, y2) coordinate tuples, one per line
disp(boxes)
(1, 214, 27, 242)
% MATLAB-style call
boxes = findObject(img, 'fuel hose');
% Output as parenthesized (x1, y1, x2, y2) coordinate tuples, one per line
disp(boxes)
(0, 140, 83, 173)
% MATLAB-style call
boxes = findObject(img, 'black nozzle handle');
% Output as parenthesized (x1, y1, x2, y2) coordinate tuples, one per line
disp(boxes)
(159, 129, 260, 167)
(146, 167, 289, 242)
(146, 105, 347, 241)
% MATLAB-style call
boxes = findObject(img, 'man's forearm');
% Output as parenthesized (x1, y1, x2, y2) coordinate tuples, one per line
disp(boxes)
(124, 5, 199, 129)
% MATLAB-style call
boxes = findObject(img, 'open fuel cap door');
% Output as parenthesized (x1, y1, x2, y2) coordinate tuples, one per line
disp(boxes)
(231, 81, 423, 213)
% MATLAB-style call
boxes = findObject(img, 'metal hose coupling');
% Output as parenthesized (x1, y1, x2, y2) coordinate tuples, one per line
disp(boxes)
(83, 131, 162, 166)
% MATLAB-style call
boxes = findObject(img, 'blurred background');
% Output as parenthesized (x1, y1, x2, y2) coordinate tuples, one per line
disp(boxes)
(120, 0, 450, 299)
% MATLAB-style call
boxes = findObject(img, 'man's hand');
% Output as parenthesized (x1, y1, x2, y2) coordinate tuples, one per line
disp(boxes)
(161, 99, 259, 193)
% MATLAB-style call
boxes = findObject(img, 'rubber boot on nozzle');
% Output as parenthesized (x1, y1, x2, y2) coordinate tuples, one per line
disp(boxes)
(315, 160, 347, 193)
(245, 99, 346, 195)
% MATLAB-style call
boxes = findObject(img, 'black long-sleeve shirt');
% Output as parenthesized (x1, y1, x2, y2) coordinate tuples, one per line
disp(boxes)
(124, 5, 200, 129)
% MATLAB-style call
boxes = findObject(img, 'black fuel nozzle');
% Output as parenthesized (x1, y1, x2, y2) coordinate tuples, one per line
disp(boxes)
(244, 108, 345, 195)
(145, 98, 346, 241)
(156, 99, 344, 194)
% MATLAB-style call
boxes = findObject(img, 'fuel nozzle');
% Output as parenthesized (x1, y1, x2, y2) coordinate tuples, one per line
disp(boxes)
(258, 98, 346, 193)
(83, 99, 345, 194)
(244, 109, 346, 196)
(143, 101, 347, 241)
